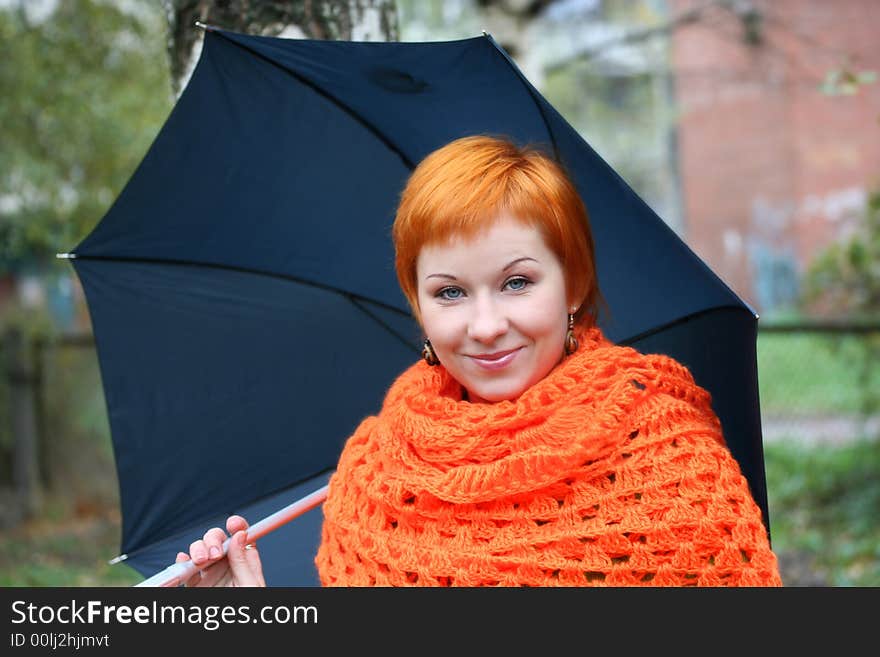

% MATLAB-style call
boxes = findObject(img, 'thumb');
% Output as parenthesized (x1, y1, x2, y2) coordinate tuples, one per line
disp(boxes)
(226, 530, 264, 587)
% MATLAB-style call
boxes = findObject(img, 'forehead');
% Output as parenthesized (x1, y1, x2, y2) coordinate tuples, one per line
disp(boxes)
(416, 215, 556, 274)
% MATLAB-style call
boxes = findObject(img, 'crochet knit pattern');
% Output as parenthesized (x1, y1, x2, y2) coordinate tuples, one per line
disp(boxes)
(315, 327, 782, 586)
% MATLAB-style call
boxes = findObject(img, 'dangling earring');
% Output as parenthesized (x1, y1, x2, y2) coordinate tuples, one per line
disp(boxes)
(564, 313, 578, 356)
(422, 338, 440, 366)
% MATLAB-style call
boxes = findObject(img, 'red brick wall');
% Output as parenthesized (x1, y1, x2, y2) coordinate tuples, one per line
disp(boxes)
(670, 0, 880, 314)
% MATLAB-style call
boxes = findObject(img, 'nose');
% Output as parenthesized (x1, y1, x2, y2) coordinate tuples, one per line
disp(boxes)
(467, 295, 508, 343)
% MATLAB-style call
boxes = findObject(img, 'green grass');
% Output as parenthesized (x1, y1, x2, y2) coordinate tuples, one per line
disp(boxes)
(748, 331, 879, 584)
(757, 332, 880, 415)
(765, 437, 880, 586)
(0, 502, 142, 587)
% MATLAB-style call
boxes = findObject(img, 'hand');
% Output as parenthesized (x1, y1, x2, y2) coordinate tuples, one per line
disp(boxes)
(173, 515, 266, 587)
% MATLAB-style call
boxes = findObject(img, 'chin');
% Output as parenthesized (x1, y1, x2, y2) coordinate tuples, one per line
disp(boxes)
(466, 381, 529, 403)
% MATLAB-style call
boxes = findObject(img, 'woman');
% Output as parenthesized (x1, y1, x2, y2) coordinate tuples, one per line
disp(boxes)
(175, 135, 782, 587)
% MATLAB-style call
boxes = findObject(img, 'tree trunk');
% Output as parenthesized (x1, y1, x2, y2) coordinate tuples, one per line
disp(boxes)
(165, 0, 400, 98)
(5, 327, 42, 524)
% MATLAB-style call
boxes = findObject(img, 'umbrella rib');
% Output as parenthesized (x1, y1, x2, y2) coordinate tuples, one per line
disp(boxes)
(68, 253, 413, 318)
(209, 29, 416, 170)
(482, 33, 560, 161)
(348, 295, 421, 356)
(617, 304, 757, 346)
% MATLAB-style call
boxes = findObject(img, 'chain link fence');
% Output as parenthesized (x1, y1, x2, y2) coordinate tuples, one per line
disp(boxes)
(758, 323, 880, 446)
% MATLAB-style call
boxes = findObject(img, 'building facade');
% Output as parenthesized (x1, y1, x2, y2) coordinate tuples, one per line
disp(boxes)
(670, 0, 880, 315)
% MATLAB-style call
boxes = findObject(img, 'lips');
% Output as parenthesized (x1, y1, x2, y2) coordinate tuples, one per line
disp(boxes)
(472, 348, 519, 361)
(467, 347, 522, 371)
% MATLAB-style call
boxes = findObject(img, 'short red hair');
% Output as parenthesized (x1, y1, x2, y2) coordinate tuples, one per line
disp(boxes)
(393, 134, 602, 326)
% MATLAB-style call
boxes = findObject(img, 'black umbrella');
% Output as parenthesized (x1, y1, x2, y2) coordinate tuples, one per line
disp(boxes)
(62, 25, 769, 586)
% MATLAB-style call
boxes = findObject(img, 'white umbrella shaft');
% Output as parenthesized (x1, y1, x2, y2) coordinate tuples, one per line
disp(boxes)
(134, 484, 329, 587)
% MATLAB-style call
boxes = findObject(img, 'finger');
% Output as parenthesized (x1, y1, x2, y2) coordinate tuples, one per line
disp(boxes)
(165, 552, 188, 588)
(195, 559, 232, 588)
(226, 515, 249, 536)
(203, 527, 229, 561)
(225, 516, 263, 584)
(227, 530, 263, 587)
(242, 535, 266, 587)
(175, 551, 200, 588)
(189, 538, 210, 566)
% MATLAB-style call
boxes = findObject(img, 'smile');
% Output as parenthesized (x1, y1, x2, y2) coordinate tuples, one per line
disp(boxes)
(467, 348, 522, 371)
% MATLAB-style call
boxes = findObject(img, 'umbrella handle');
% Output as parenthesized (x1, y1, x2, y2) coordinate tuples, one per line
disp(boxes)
(134, 484, 330, 587)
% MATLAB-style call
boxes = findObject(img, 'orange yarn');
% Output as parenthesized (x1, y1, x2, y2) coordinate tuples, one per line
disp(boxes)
(315, 327, 782, 586)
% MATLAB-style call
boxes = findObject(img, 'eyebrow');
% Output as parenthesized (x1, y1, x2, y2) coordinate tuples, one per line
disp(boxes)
(424, 257, 539, 281)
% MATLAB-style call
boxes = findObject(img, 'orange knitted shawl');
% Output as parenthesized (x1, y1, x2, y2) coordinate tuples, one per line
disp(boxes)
(315, 327, 782, 586)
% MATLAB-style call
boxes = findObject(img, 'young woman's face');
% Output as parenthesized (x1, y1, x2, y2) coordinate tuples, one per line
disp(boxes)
(416, 213, 572, 403)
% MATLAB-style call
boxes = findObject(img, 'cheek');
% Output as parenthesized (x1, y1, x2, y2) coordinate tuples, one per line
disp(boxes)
(529, 317, 568, 354)
(416, 288, 439, 332)
(518, 296, 569, 339)
(418, 306, 459, 346)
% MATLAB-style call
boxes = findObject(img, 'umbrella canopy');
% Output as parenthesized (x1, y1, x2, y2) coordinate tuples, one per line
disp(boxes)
(68, 26, 769, 586)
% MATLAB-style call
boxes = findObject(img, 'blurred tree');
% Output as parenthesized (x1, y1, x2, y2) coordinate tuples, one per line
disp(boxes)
(0, 0, 173, 273)
(801, 188, 880, 418)
(164, 0, 399, 98)
(802, 190, 880, 320)
(0, 0, 174, 524)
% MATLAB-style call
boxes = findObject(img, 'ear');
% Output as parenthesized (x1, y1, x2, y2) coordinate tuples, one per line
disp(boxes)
(566, 283, 586, 314)
(567, 295, 584, 316)
(568, 294, 588, 325)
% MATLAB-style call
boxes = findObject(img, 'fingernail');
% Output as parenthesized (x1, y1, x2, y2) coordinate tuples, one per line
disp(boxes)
(193, 548, 206, 563)
(209, 546, 221, 558)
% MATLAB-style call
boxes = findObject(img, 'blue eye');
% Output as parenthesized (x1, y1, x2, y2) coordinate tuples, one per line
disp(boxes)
(505, 277, 530, 291)
(437, 286, 464, 300)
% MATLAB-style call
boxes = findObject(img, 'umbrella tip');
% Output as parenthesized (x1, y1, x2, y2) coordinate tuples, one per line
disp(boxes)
(481, 29, 490, 37)
(195, 20, 212, 31)
(55, 252, 76, 259)
(108, 553, 128, 565)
